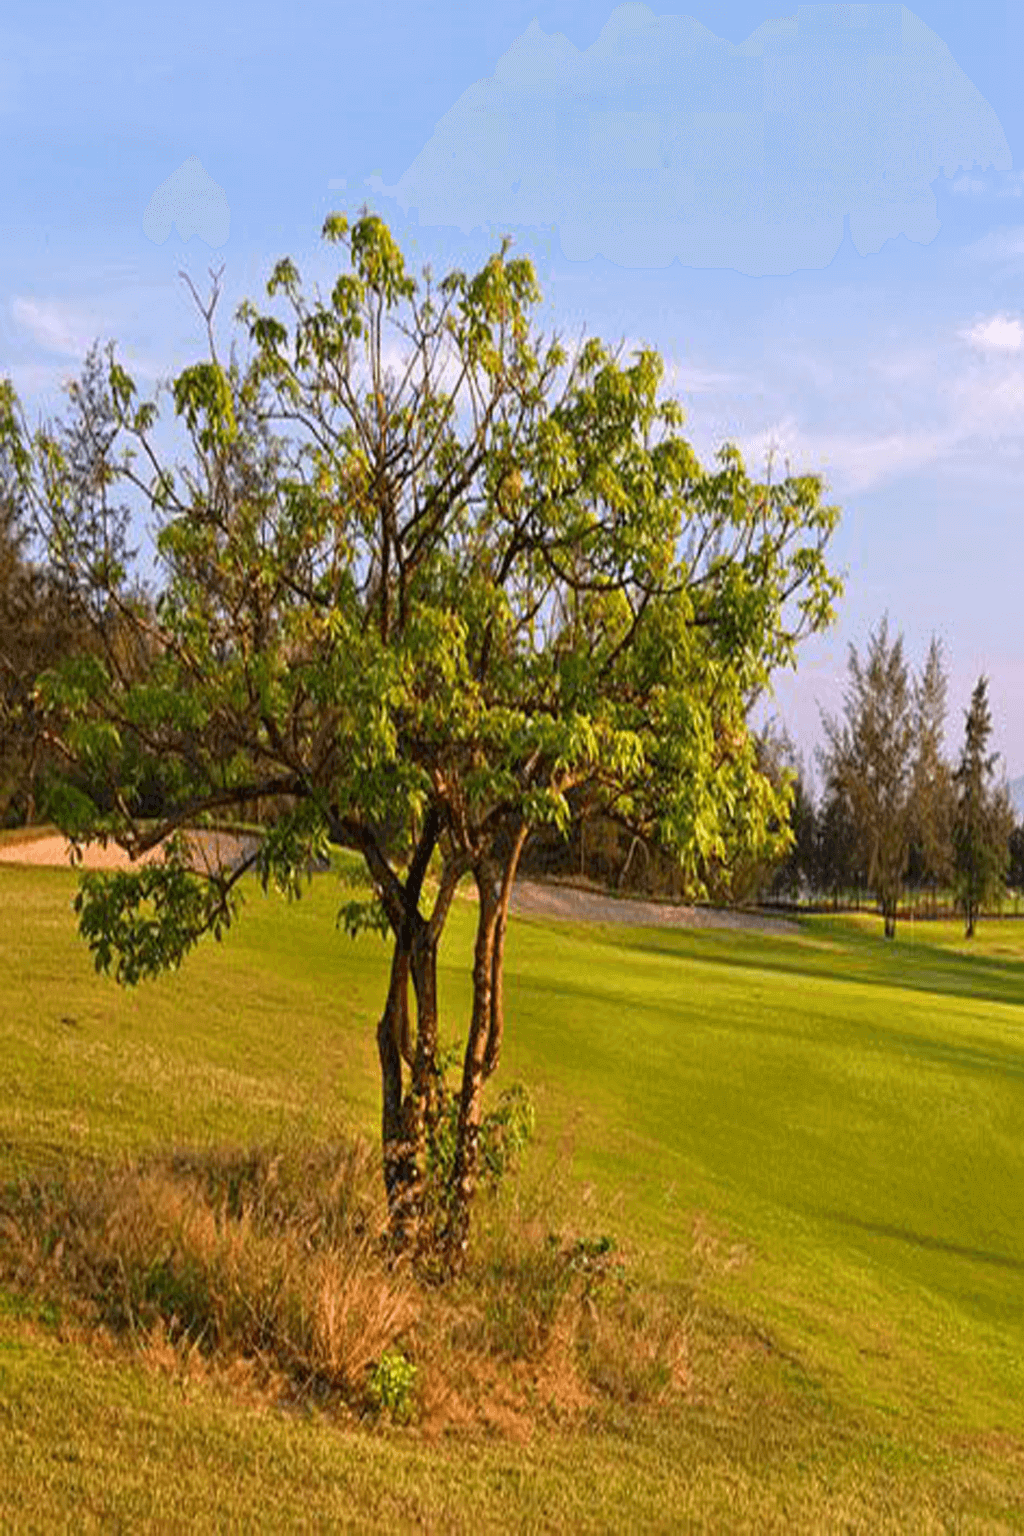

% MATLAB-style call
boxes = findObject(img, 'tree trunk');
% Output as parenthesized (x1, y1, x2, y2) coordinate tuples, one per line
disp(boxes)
(24, 734, 38, 826)
(443, 823, 527, 1271)
(618, 834, 644, 891)
(443, 868, 499, 1269)
(389, 849, 468, 1258)
(377, 940, 413, 1231)
(386, 921, 442, 1253)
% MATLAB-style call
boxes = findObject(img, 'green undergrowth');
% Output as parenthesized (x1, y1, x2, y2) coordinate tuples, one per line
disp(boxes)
(1, 859, 1023, 1528)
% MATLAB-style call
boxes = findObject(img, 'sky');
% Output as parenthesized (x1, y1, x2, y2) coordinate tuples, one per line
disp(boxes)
(2, 1, 1022, 792)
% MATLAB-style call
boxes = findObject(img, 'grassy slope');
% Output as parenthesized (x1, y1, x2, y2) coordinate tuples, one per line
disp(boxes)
(2, 860, 1023, 1530)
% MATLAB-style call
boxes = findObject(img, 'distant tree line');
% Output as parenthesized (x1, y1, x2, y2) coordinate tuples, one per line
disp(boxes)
(524, 616, 1022, 941)
(0, 366, 177, 830)
(734, 621, 1018, 938)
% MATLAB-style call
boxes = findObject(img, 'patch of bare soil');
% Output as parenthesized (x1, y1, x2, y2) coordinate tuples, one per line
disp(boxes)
(0, 830, 260, 875)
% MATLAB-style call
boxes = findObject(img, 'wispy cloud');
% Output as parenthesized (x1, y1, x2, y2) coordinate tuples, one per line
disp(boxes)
(10, 297, 104, 357)
(962, 224, 1024, 264)
(952, 367, 1024, 435)
(3, 361, 83, 401)
(950, 168, 1024, 198)
(737, 418, 949, 495)
(612, 336, 741, 396)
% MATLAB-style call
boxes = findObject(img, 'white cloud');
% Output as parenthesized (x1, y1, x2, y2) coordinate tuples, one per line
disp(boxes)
(370, 2, 1011, 276)
(10, 297, 102, 357)
(143, 156, 230, 247)
(960, 314, 1024, 352)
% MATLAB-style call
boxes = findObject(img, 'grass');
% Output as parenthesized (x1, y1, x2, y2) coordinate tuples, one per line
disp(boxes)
(1, 855, 1023, 1529)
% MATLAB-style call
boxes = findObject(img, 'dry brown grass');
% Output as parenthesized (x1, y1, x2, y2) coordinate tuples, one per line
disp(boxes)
(0, 1133, 698, 1439)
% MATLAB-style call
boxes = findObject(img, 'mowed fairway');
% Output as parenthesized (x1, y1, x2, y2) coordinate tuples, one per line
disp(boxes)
(2, 853, 1024, 1530)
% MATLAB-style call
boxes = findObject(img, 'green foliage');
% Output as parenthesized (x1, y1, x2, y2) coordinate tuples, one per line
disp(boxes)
(817, 616, 915, 935)
(365, 1349, 417, 1423)
(952, 676, 1012, 935)
(8, 207, 843, 961)
(254, 800, 331, 901)
(73, 834, 243, 984)
(424, 1066, 536, 1219)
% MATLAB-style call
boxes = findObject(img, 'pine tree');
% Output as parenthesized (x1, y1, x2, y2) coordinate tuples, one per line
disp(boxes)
(907, 636, 955, 914)
(818, 616, 914, 938)
(952, 677, 1013, 938)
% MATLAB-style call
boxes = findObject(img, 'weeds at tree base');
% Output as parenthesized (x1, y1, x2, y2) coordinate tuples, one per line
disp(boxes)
(0, 1132, 710, 1438)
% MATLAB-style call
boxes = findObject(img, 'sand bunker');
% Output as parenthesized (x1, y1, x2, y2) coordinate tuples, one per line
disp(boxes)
(0, 830, 259, 875)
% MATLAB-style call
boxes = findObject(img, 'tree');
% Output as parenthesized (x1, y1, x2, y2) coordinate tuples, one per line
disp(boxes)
(1008, 818, 1024, 895)
(813, 777, 861, 907)
(734, 724, 815, 903)
(0, 382, 97, 826)
(952, 677, 1013, 938)
(769, 760, 816, 902)
(907, 636, 955, 913)
(2, 210, 843, 1271)
(817, 617, 914, 938)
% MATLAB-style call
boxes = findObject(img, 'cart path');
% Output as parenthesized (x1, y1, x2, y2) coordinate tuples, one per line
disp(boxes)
(506, 878, 798, 934)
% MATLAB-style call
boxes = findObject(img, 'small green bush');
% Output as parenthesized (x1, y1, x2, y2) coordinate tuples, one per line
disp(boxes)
(366, 1349, 417, 1424)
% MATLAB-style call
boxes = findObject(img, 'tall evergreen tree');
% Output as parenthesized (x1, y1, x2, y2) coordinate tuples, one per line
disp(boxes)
(907, 636, 955, 913)
(818, 616, 914, 938)
(953, 677, 1013, 938)
(1008, 819, 1024, 894)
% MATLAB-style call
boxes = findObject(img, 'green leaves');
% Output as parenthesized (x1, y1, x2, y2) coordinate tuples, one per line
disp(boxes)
(255, 801, 331, 901)
(337, 898, 391, 941)
(172, 363, 237, 453)
(73, 838, 243, 986)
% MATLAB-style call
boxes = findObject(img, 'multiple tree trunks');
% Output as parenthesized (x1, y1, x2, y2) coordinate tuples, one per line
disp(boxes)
(374, 823, 528, 1273)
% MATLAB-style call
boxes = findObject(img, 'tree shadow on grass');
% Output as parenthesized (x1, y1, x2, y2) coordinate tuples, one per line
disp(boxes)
(805, 1208, 1024, 1272)
(607, 921, 1024, 1014)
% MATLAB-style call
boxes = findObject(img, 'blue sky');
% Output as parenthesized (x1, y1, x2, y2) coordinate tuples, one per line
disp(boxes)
(2, 1, 1022, 787)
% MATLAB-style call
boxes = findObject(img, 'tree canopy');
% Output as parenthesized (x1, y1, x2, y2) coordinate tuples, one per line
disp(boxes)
(1, 210, 843, 1269)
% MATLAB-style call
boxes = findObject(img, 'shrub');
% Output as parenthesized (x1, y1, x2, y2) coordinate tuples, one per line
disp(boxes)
(0, 1130, 698, 1433)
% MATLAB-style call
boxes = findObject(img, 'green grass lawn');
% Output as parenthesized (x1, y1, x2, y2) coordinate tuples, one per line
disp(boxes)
(2, 858, 1023, 1530)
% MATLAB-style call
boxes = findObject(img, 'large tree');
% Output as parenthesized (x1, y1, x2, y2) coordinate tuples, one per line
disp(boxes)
(818, 616, 915, 938)
(952, 676, 1013, 938)
(3, 211, 842, 1270)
